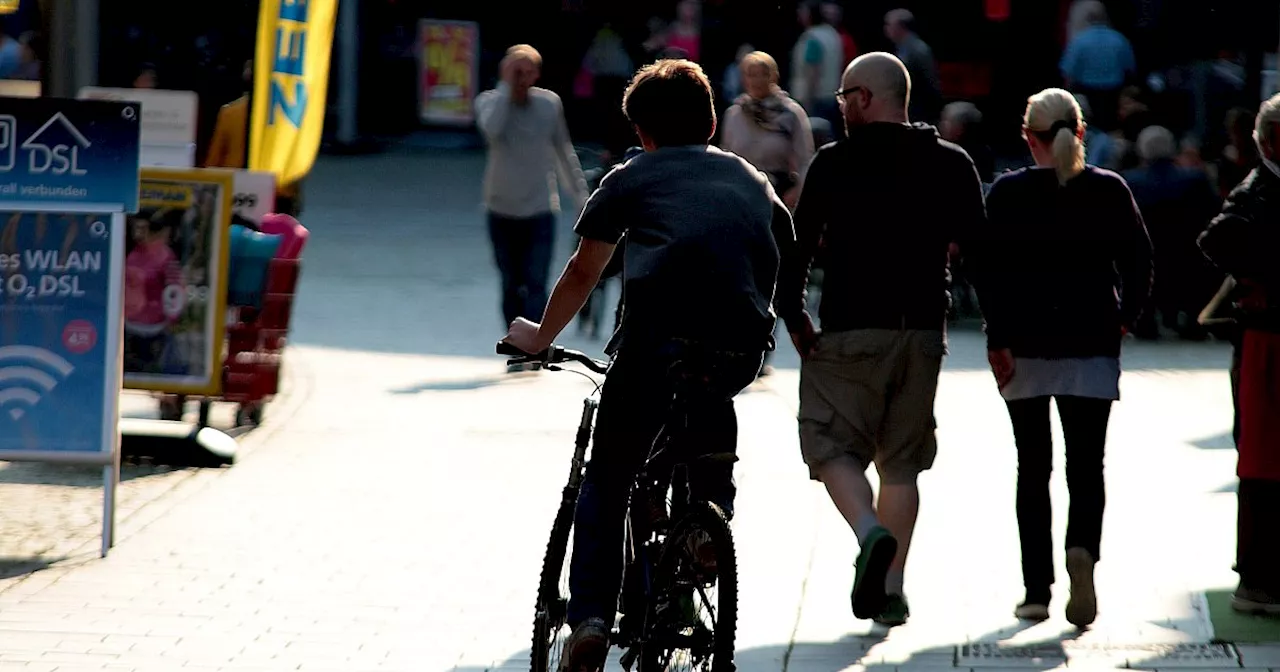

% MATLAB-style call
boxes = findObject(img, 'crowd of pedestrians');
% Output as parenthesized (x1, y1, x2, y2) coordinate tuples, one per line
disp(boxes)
(479, 3, 1280, 669)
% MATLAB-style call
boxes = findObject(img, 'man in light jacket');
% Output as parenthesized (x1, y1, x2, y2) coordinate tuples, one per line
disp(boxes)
(475, 44, 589, 333)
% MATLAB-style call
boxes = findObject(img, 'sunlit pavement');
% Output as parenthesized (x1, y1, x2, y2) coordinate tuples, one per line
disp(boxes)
(0, 149, 1271, 671)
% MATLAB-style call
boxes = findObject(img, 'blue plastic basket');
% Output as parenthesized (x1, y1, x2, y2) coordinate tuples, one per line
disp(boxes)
(228, 225, 283, 308)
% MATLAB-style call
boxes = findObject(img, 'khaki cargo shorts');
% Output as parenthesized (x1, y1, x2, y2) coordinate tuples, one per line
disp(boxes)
(798, 329, 945, 484)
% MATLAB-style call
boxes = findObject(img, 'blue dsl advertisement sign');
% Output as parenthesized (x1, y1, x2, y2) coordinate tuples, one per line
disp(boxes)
(0, 212, 113, 453)
(0, 97, 142, 213)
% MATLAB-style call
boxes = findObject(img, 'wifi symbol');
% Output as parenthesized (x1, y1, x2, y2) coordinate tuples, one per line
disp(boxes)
(0, 346, 75, 420)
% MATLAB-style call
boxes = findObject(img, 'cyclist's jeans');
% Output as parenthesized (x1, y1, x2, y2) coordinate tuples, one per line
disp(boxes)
(567, 346, 762, 629)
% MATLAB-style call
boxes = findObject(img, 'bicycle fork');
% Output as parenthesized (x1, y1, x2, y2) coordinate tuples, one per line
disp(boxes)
(567, 397, 597, 491)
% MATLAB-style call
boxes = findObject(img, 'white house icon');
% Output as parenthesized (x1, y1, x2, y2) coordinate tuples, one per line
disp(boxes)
(21, 112, 91, 149)
(22, 112, 90, 176)
(22, 113, 91, 150)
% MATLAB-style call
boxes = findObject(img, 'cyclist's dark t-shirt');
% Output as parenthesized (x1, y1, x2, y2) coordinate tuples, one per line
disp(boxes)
(575, 145, 795, 355)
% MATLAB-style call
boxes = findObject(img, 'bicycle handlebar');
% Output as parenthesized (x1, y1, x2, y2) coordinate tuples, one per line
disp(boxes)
(496, 341, 610, 375)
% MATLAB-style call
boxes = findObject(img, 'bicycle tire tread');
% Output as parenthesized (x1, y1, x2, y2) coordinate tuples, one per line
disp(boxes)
(641, 501, 737, 672)
(531, 488, 578, 672)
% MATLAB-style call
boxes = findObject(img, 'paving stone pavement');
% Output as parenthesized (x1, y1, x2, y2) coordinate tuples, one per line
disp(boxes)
(0, 393, 251, 591)
(0, 150, 1272, 672)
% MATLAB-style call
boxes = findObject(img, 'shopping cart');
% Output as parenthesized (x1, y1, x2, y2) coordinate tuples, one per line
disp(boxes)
(158, 216, 308, 428)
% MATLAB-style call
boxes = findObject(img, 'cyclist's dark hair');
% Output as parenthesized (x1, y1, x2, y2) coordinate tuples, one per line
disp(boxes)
(622, 59, 716, 147)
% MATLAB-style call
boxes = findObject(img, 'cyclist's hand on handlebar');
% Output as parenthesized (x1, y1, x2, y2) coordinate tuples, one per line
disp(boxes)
(503, 317, 549, 355)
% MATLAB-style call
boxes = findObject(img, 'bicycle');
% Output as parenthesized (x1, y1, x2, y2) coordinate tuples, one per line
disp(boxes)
(497, 342, 739, 672)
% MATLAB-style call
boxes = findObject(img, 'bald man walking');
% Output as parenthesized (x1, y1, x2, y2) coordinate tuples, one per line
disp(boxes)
(777, 52, 986, 626)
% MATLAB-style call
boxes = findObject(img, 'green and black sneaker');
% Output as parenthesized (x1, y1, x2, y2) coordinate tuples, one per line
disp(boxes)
(851, 526, 898, 619)
(875, 594, 910, 627)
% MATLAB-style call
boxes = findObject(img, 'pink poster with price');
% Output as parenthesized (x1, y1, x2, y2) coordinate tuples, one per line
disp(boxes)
(126, 168, 232, 395)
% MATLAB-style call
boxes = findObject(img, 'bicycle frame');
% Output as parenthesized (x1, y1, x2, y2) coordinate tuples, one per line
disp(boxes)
(508, 341, 736, 670)
(617, 399, 695, 649)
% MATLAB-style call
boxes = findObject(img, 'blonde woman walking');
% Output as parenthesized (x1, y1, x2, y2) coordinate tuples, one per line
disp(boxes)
(975, 88, 1152, 627)
(721, 51, 814, 210)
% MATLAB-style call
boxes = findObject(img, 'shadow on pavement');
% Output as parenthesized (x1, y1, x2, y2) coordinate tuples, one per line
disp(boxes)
(446, 626, 1094, 671)
(389, 376, 507, 394)
(1191, 431, 1236, 451)
(773, 632, 888, 671)
(0, 462, 187, 488)
(0, 556, 58, 582)
(943, 626, 1081, 671)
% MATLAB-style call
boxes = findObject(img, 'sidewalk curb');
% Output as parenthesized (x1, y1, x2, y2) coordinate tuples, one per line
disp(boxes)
(0, 348, 315, 596)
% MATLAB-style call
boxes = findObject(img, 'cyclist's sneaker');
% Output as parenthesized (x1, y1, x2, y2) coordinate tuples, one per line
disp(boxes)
(559, 618, 609, 672)
(1065, 547, 1098, 628)
(1014, 601, 1050, 622)
(851, 526, 897, 619)
(874, 594, 910, 627)
(1231, 584, 1280, 615)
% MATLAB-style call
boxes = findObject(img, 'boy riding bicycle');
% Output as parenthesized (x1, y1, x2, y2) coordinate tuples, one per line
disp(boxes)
(503, 59, 796, 671)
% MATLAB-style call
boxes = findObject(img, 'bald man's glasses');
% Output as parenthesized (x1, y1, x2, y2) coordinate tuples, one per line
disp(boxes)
(835, 86, 870, 107)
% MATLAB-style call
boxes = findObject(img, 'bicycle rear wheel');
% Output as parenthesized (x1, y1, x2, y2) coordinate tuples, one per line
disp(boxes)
(531, 488, 577, 672)
(640, 501, 737, 672)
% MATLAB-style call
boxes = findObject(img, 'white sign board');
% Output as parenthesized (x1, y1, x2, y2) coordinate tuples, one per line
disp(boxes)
(77, 87, 198, 168)
(0, 96, 143, 558)
(232, 170, 277, 226)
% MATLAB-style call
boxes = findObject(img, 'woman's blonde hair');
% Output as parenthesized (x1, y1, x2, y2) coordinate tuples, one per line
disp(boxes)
(740, 51, 779, 86)
(1025, 87, 1085, 184)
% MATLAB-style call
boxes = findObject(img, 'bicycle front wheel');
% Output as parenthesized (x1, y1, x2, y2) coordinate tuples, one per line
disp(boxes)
(531, 488, 577, 672)
(641, 501, 737, 672)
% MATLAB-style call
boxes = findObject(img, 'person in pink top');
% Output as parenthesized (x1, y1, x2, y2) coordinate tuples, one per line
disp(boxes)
(124, 209, 186, 374)
(664, 0, 702, 62)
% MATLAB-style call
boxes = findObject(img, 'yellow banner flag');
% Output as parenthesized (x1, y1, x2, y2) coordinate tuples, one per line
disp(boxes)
(250, 0, 338, 187)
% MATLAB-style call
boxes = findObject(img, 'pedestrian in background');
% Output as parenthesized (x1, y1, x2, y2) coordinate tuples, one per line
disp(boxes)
(938, 101, 990, 321)
(1123, 125, 1220, 340)
(1060, 0, 1135, 132)
(0, 25, 25, 79)
(722, 51, 814, 211)
(205, 59, 305, 217)
(778, 52, 985, 627)
(884, 9, 940, 125)
(664, 0, 703, 62)
(1198, 92, 1280, 614)
(475, 44, 589, 334)
(722, 50, 814, 377)
(721, 43, 754, 106)
(821, 1, 858, 69)
(790, 0, 844, 137)
(1218, 107, 1260, 198)
(132, 63, 158, 89)
(14, 31, 41, 81)
(939, 101, 994, 184)
(976, 88, 1153, 628)
(1075, 95, 1121, 171)
(575, 25, 634, 163)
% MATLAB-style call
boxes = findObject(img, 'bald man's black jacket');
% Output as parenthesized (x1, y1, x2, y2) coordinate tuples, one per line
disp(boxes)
(777, 121, 986, 333)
